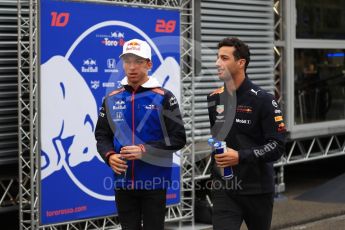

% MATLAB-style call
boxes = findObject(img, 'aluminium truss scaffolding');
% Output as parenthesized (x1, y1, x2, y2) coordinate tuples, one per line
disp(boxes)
(0, 176, 19, 212)
(17, 0, 194, 229)
(18, 0, 39, 229)
(273, 0, 285, 194)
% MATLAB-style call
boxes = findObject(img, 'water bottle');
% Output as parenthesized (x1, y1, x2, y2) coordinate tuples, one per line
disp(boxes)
(208, 138, 234, 180)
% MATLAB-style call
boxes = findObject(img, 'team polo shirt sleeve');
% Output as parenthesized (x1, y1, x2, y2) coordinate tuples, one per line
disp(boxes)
(207, 94, 216, 136)
(94, 99, 116, 164)
(239, 94, 286, 163)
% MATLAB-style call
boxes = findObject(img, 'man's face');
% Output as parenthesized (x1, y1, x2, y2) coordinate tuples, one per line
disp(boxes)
(216, 46, 243, 81)
(122, 54, 152, 85)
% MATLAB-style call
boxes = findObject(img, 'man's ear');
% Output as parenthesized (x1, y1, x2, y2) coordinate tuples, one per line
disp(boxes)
(238, 59, 246, 69)
(147, 60, 153, 69)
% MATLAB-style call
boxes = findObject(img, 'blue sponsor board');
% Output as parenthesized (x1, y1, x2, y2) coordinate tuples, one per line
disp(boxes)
(40, 0, 180, 225)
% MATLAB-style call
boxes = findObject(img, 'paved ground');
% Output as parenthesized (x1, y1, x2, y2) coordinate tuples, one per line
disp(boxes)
(270, 155, 345, 230)
(241, 155, 345, 230)
(279, 214, 345, 230)
(2, 156, 345, 229)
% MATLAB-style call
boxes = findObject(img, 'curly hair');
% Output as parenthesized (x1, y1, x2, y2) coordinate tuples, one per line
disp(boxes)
(218, 37, 250, 70)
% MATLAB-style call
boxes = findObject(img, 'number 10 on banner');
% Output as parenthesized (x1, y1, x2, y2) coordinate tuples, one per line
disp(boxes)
(51, 12, 70, 27)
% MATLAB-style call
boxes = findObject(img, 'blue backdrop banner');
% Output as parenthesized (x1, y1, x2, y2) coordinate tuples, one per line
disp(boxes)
(40, 0, 181, 225)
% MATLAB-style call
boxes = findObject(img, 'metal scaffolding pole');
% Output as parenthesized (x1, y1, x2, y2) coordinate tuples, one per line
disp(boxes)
(179, 0, 194, 224)
(0, 177, 19, 211)
(273, 0, 286, 194)
(17, 0, 39, 229)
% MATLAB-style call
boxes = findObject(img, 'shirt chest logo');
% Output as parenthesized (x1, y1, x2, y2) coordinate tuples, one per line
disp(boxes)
(236, 105, 253, 114)
(272, 100, 278, 108)
(113, 112, 124, 121)
(169, 97, 178, 107)
(250, 88, 261, 95)
(235, 118, 252, 125)
(113, 100, 126, 110)
(144, 104, 158, 110)
(216, 105, 224, 120)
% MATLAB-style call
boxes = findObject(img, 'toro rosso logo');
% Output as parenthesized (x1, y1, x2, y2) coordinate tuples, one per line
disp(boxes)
(98, 31, 125, 47)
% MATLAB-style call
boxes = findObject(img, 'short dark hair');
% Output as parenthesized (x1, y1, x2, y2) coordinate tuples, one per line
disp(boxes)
(218, 37, 250, 70)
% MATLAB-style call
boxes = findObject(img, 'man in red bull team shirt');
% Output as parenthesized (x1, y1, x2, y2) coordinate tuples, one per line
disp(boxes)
(207, 37, 286, 230)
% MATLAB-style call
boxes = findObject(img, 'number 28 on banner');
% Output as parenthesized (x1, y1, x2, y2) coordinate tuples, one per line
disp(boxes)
(51, 12, 70, 27)
(155, 19, 176, 33)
